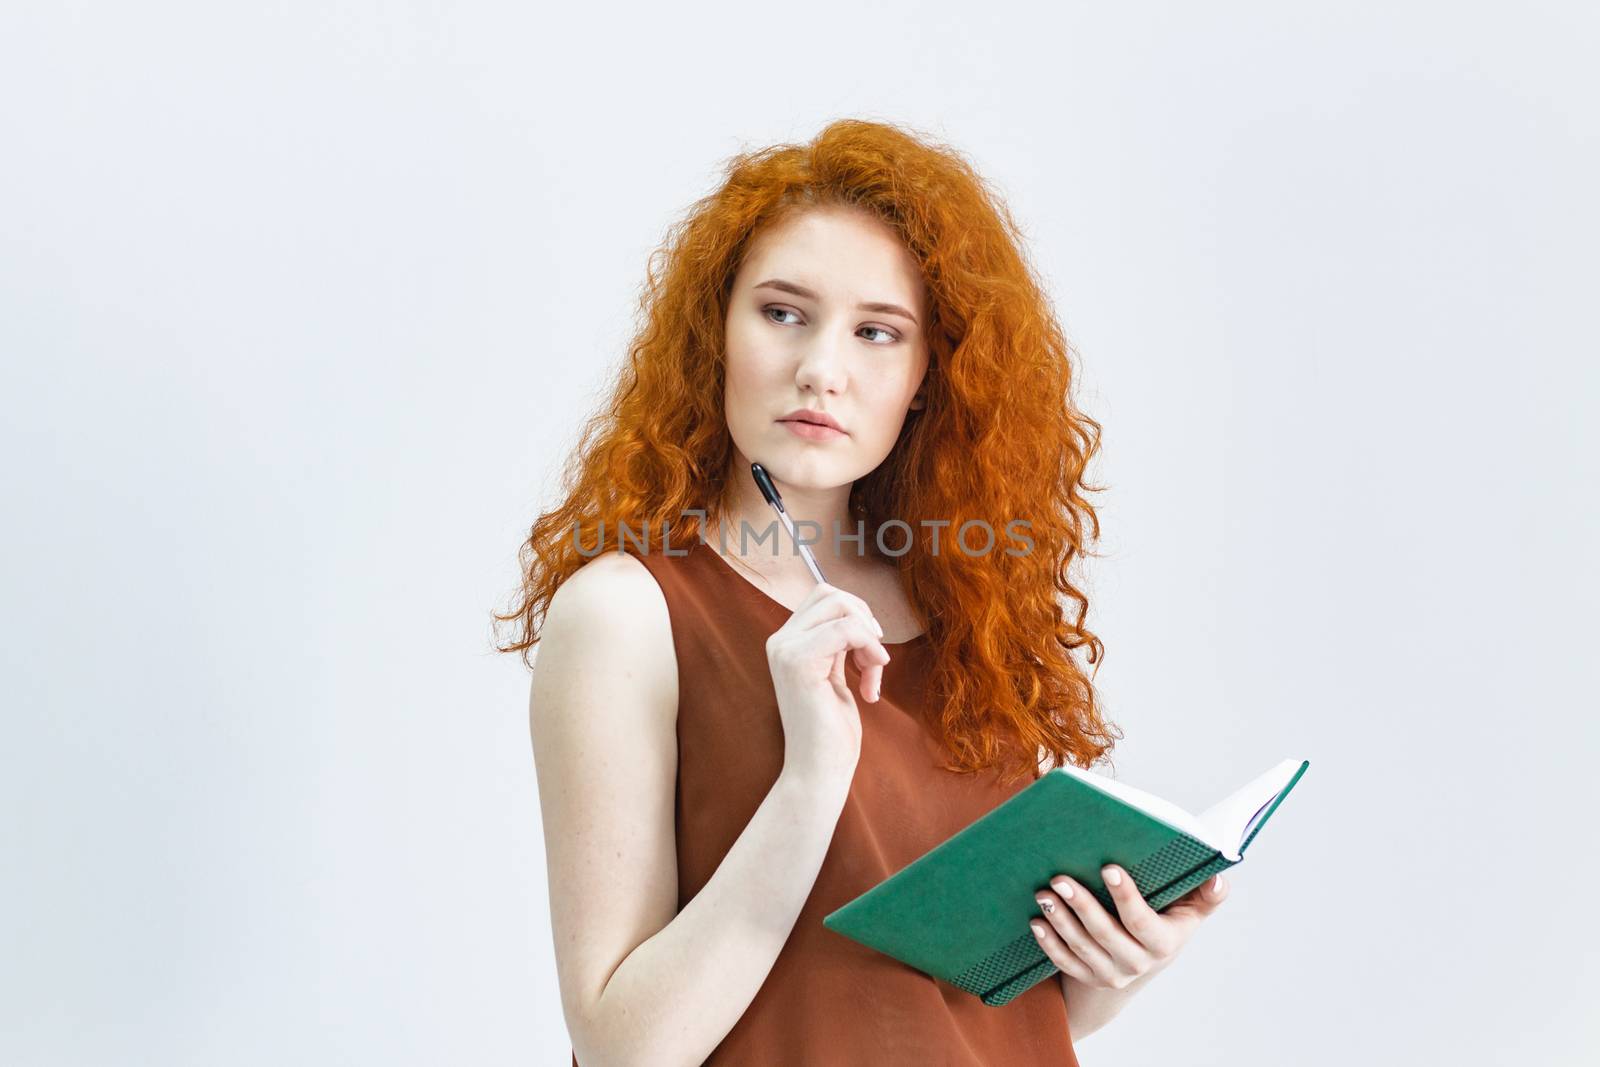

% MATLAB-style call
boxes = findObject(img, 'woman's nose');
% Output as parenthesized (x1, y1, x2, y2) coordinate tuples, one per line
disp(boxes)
(793, 329, 849, 395)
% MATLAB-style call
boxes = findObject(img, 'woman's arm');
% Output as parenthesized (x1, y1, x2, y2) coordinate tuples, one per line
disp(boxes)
(528, 553, 853, 1067)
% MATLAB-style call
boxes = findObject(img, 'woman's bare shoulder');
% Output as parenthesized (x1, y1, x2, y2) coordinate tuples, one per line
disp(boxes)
(546, 551, 669, 627)
(534, 551, 677, 710)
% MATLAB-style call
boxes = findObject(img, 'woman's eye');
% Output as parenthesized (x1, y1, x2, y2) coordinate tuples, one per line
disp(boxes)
(860, 325, 898, 344)
(763, 306, 801, 325)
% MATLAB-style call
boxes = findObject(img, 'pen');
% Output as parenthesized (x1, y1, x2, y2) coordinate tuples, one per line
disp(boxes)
(750, 462, 828, 585)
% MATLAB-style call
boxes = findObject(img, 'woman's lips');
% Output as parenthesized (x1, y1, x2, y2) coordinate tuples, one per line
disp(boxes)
(779, 419, 846, 441)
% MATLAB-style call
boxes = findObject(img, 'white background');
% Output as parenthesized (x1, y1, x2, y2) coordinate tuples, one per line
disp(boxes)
(3, 2, 1596, 1064)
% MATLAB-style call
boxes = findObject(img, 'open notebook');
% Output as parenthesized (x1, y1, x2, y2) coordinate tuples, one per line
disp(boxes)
(822, 758, 1309, 1006)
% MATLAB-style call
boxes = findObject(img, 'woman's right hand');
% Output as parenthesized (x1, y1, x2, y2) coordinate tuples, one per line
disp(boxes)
(766, 583, 892, 787)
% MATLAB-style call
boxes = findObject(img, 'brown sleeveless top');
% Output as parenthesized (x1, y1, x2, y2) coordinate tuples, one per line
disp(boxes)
(569, 539, 1079, 1065)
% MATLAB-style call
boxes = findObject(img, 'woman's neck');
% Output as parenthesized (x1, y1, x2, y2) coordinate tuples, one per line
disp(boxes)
(708, 473, 875, 569)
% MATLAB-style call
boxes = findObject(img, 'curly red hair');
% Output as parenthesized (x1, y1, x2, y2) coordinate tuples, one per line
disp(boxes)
(495, 118, 1122, 784)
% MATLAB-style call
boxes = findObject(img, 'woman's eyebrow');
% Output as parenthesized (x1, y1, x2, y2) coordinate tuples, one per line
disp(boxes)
(753, 278, 919, 327)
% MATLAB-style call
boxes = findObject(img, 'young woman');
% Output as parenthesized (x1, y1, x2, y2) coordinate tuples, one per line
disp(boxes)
(497, 119, 1231, 1065)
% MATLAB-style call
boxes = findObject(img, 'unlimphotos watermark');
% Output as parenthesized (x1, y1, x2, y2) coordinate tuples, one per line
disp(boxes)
(572, 510, 1035, 559)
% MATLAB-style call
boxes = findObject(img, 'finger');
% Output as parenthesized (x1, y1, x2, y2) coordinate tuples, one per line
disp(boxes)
(829, 648, 847, 690)
(1027, 915, 1095, 984)
(1050, 874, 1154, 975)
(798, 616, 887, 674)
(1099, 864, 1176, 957)
(1164, 874, 1230, 921)
(844, 630, 890, 703)
(796, 585, 884, 641)
(1033, 890, 1120, 986)
(855, 640, 888, 703)
(858, 660, 884, 703)
(851, 636, 890, 669)
(850, 636, 892, 667)
(792, 584, 849, 632)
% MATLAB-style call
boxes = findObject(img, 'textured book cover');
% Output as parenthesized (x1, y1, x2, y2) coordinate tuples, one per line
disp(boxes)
(822, 758, 1309, 1005)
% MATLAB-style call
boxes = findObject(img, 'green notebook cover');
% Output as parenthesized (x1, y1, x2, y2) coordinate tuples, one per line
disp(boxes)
(822, 757, 1310, 1006)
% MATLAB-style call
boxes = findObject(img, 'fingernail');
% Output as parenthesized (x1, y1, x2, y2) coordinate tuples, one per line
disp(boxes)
(1030, 921, 1045, 938)
(1050, 878, 1073, 899)
(1104, 866, 1123, 888)
(1035, 896, 1055, 914)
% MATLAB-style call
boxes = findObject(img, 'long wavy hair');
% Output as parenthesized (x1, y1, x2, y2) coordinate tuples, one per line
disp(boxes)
(494, 118, 1122, 784)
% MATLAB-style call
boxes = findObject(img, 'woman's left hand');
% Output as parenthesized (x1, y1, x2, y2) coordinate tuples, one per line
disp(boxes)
(1029, 866, 1230, 990)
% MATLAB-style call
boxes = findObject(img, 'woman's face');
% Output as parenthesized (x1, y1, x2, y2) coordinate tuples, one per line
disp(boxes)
(723, 205, 929, 495)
